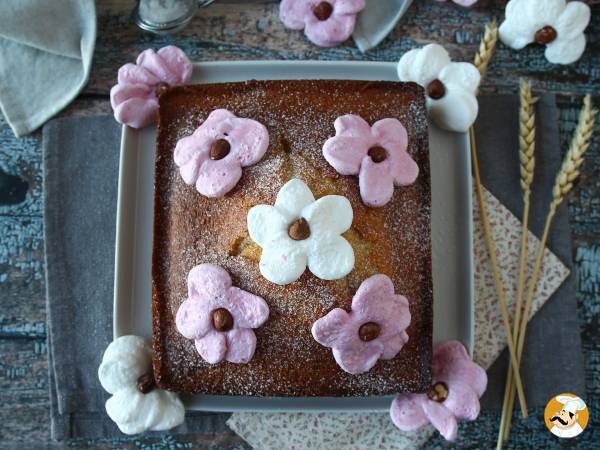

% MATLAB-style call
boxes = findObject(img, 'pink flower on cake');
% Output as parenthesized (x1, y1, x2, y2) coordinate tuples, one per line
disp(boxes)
(390, 340, 487, 441)
(175, 264, 270, 364)
(279, 0, 366, 47)
(174, 109, 269, 198)
(323, 114, 419, 207)
(110, 46, 192, 128)
(311, 274, 411, 374)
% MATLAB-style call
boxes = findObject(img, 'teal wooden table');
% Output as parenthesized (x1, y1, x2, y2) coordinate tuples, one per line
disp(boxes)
(0, 1, 598, 448)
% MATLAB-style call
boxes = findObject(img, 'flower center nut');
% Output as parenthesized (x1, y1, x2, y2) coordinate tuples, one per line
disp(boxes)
(427, 382, 449, 402)
(313, 1, 333, 21)
(426, 79, 446, 100)
(210, 139, 231, 160)
(358, 322, 381, 341)
(136, 372, 156, 394)
(288, 217, 311, 241)
(155, 81, 169, 97)
(368, 146, 387, 163)
(534, 26, 557, 45)
(212, 308, 234, 331)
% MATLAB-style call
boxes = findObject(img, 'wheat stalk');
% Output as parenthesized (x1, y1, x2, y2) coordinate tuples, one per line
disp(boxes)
(474, 19, 499, 80)
(513, 93, 596, 437)
(469, 19, 528, 423)
(498, 81, 537, 446)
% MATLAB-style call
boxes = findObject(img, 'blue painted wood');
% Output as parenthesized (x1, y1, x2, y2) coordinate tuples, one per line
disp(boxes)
(0, 0, 598, 448)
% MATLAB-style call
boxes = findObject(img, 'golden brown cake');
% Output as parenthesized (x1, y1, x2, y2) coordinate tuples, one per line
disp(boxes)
(152, 79, 433, 397)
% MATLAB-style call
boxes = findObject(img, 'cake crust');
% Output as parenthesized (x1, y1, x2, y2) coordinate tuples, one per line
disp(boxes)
(152, 80, 433, 397)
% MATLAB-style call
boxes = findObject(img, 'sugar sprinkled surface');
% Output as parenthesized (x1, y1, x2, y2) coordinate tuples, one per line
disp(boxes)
(152, 80, 433, 397)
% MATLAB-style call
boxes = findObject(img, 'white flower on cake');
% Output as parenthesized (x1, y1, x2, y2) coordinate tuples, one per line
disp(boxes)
(247, 178, 354, 285)
(397, 43, 480, 133)
(499, 0, 591, 65)
(98, 335, 185, 434)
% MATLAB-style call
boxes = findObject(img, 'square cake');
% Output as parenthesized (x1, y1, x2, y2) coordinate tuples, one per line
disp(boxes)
(152, 79, 433, 397)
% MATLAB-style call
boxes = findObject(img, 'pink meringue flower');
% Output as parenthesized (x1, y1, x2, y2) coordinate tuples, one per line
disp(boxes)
(323, 114, 419, 207)
(390, 341, 487, 441)
(175, 264, 270, 364)
(174, 109, 269, 198)
(279, 0, 366, 47)
(110, 46, 192, 128)
(435, 0, 478, 6)
(311, 274, 411, 374)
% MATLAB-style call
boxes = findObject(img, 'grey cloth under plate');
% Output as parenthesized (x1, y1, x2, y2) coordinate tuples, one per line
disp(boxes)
(42, 94, 584, 440)
(0, 0, 96, 137)
(43, 116, 231, 440)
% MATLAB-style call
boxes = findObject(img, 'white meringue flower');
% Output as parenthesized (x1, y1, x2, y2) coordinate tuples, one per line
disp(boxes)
(247, 178, 354, 285)
(397, 44, 480, 133)
(98, 335, 185, 435)
(499, 0, 590, 65)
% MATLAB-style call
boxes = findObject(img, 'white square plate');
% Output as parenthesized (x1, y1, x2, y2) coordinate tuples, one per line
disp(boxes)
(113, 61, 473, 412)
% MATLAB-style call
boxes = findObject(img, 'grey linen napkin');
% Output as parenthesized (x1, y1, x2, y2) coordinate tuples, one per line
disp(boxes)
(476, 94, 585, 408)
(353, 0, 413, 52)
(42, 95, 584, 440)
(0, 0, 96, 137)
(43, 116, 230, 440)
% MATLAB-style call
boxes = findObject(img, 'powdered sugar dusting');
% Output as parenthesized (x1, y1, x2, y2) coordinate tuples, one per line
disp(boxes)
(152, 80, 432, 397)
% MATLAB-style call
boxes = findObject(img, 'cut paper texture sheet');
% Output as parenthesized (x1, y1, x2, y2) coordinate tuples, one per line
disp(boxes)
(227, 186, 570, 449)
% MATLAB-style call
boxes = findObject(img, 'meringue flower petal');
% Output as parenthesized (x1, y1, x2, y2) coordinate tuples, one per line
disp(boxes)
(259, 239, 308, 285)
(199, 109, 237, 137)
(173, 134, 211, 183)
(380, 331, 409, 360)
(98, 336, 151, 394)
(311, 308, 352, 347)
(113, 96, 158, 129)
(402, 43, 452, 86)
(333, 342, 383, 374)
(441, 380, 482, 421)
(334, 114, 372, 138)
(304, 13, 357, 47)
(439, 62, 480, 94)
(422, 399, 459, 441)
(371, 118, 408, 150)
(427, 89, 478, 133)
(555, 1, 591, 41)
(278, 0, 312, 29)
(226, 287, 270, 329)
(187, 263, 231, 303)
(195, 330, 227, 364)
(353, 274, 410, 328)
(274, 178, 316, 219)
(225, 328, 257, 363)
(390, 394, 430, 431)
(110, 83, 153, 110)
(307, 233, 355, 280)
(335, 0, 367, 15)
(106, 387, 185, 435)
(175, 298, 211, 340)
(323, 135, 370, 175)
(195, 157, 243, 198)
(226, 118, 270, 166)
(117, 63, 160, 86)
(545, 34, 586, 65)
(433, 341, 487, 398)
(156, 45, 193, 85)
(137, 48, 183, 86)
(247, 205, 289, 247)
(358, 158, 395, 207)
(302, 195, 353, 235)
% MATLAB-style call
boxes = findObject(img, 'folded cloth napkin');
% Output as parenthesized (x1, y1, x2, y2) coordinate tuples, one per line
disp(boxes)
(43, 116, 231, 440)
(353, 0, 414, 52)
(0, 0, 96, 137)
(227, 94, 585, 449)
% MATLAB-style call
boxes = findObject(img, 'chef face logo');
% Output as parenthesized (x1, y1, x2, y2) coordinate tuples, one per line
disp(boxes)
(544, 393, 589, 438)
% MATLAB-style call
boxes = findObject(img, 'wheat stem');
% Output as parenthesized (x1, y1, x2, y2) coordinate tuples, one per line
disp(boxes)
(515, 95, 597, 382)
(498, 81, 537, 446)
(470, 18, 529, 422)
